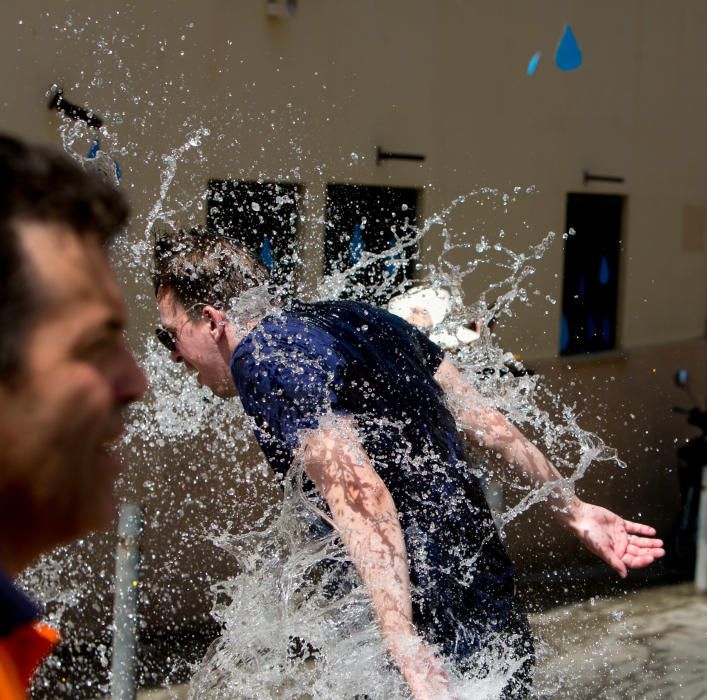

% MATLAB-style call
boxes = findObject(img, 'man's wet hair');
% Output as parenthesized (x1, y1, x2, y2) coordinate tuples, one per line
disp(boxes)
(0, 134, 129, 381)
(152, 225, 270, 316)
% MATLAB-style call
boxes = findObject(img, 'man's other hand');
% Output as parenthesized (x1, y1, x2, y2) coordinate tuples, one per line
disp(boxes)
(562, 500, 665, 578)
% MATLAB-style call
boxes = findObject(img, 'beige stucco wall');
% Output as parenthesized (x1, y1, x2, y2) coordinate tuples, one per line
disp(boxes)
(0, 0, 705, 632)
(0, 1, 704, 349)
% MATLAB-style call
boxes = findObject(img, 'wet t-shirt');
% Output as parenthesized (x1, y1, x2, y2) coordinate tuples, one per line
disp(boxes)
(231, 299, 527, 666)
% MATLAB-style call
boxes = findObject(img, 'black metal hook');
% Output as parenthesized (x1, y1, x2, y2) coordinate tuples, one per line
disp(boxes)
(47, 85, 103, 129)
(583, 170, 624, 185)
(376, 146, 426, 165)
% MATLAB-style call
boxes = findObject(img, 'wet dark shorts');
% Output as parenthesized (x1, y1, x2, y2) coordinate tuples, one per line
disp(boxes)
(421, 600, 535, 699)
(313, 556, 536, 698)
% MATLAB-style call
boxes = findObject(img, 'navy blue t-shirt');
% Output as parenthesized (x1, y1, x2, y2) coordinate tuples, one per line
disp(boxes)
(0, 568, 40, 637)
(231, 299, 526, 664)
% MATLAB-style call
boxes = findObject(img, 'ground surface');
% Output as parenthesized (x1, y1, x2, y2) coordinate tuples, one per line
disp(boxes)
(530, 582, 707, 699)
(114, 582, 707, 699)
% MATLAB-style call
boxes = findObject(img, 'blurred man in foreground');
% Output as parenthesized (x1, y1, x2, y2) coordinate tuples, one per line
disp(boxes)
(0, 135, 147, 698)
(153, 226, 664, 699)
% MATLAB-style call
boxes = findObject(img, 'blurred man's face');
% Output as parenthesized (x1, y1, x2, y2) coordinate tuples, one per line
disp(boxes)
(0, 223, 147, 571)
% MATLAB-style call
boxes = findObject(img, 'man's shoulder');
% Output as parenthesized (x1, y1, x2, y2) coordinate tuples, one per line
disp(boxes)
(231, 304, 343, 375)
(252, 303, 340, 347)
(289, 298, 402, 332)
(231, 297, 404, 377)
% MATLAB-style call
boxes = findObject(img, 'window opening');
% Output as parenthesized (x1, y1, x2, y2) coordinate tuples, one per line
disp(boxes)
(324, 184, 418, 305)
(206, 180, 300, 293)
(560, 193, 623, 355)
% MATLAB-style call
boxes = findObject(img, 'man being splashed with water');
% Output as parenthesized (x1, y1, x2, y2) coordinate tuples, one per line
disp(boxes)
(153, 227, 664, 699)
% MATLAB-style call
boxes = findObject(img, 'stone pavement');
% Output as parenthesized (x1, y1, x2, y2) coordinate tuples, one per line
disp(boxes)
(530, 582, 707, 699)
(125, 583, 707, 699)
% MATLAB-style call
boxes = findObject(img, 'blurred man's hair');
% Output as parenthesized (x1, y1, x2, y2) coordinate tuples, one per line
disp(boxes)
(0, 134, 129, 381)
(152, 225, 270, 316)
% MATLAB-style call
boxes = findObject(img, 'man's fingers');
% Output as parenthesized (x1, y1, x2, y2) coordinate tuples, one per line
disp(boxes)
(603, 549, 628, 578)
(623, 551, 664, 569)
(626, 543, 665, 559)
(627, 535, 664, 549)
(625, 521, 657, 536)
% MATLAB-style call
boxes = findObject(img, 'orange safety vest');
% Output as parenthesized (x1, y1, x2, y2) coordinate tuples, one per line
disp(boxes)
(0, 621, 59, 699)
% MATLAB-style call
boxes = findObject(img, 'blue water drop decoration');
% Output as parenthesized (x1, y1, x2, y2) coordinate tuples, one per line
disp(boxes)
(86, 138, 121, 183)
(350, 224, 364, 264)
(87, 139, 100, 159)
(555, 24, 582, 71)
(260, 235, 274, 270)
(599, 256, 610, 285)
(527, 51, 541, 76)
(587, 313, 596, 340)
(560, 314, 570, 353)
(601, 314, 612, 345)
(577, 273, 586, 298)
(385, 234, 400, 277)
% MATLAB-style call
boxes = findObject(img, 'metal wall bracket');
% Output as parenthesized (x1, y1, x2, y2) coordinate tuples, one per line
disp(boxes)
(47, 85, 103, 128)
(583, 170, 624, 185)
(376, 146, 426, 165)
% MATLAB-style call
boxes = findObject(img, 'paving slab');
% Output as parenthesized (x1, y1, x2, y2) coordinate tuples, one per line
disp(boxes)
(530, 582, 707, 699)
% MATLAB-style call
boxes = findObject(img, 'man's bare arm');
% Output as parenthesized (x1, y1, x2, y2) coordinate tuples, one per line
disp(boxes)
(434, 357, 570, 504)
(434, 356, 665, 577)
(298, 415, 455, 700)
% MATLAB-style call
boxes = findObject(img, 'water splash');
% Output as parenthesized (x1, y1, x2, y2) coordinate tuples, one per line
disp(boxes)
(186, 470, 533, 699)
(26, 160, 624, 697)
(18, 10, 635, 700)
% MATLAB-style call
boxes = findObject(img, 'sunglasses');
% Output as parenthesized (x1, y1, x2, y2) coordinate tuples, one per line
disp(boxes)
(155, 325, 177, 352)
(155, 302, 209, 353)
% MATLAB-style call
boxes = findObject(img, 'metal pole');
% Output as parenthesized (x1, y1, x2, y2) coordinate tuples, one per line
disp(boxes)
(695, 467, 707, 594)
(111, 504, 144, 699)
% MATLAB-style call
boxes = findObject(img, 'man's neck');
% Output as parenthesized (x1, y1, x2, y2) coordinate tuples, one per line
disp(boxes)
(226, 314, 267, 355)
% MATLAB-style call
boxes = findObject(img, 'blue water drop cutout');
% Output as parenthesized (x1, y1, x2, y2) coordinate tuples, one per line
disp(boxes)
(385, 234, 401, 276)
(350, 225, 364, 264)
(86, 138, 122, 183)
(260, 235, 274, 270)
(599, 256, 610, 286)
(560, 314, 570, 353)
(555, 24, 582, 71)
(527, 51, 541, 76)
(577, 272, 586, 298)
(87, 139, 100, 159)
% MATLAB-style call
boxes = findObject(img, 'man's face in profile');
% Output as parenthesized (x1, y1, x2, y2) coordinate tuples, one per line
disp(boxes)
(0, 222, 147, 566)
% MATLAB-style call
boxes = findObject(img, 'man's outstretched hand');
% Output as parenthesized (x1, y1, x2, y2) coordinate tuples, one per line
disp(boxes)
(561, 499, 665, 578)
